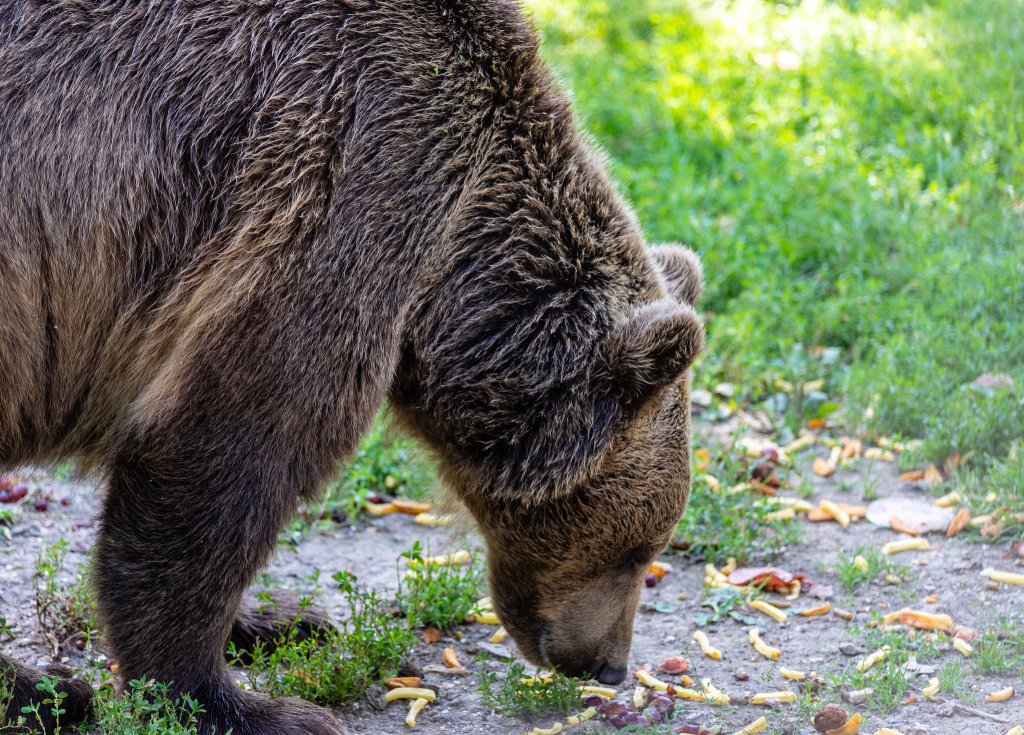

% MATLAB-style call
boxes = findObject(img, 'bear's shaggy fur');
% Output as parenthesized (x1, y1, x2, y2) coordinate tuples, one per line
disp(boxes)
(0, 1, 703, 732)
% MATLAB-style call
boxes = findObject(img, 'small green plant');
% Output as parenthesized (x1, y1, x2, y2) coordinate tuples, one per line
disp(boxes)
(33, 540, 96, 656)
(676, 438, 800, 564)
(324, 413, 433, 525)
(396, 542, 484, 630)
(476, 656, 581, 717)
(937, 658, 976, 705)
(828, 625, 941, 715)
(835, 546, 908, 594)
(89, 678, 206, 734)
(233, 571, 413, 705)
(970, 621, 1024, 675)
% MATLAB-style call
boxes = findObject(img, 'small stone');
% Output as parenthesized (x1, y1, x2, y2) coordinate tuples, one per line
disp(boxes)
(733, 670, 750, 682)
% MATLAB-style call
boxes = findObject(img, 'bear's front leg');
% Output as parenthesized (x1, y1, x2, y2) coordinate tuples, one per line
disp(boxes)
(95, 426, 345, 735)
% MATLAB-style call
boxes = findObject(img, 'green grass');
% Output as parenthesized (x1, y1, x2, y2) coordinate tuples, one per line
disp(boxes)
(322, 412, 433, 525)
(230, 571, 414, 706)
(396, 542, 485, 630)
(676, 436, 801, 564)
(476, 657, 583, 717)
(32, 540, 96, 657)
(835, 546, 910, 594)
(828, 625, 942, 714)
(88, 679, 206, 734)
(526, 0, 1024, 508)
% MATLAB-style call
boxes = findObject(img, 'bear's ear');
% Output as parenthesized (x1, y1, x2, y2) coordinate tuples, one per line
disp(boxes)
(602, 299, 704, 413)
(648, 243, 703, 305)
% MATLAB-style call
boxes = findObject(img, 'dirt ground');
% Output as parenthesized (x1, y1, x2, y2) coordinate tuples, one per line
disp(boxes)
(2, 422, 1023, 735)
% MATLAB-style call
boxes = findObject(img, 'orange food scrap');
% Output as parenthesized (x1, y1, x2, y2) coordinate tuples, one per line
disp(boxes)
(899, 469, 925, 482)
(946, 508, 971, 537)
(923, 465, 943, 485)
(694, 448, 712, 471)
(825, 713, 862, 735)
(386, 676, 422, 690)
(840, 439, 862, 461)
(813, 457, 837, 478)
(881, 608, 953, 632)
(648, 560, 672, 580)
(888, 517, 920, 536)
(422, 627, 443, 643)
(442, 647, 461, 669)
(392, 499, 432, 515)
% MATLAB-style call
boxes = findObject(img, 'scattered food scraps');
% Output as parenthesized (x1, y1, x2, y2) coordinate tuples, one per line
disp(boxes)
(656, 656, 689, 675)
(985, 686, 1015, 703)
(982, 568, 1024, 586)
(748, 628, 781, 659)
(813, 704, 848, 733)
(826, 713, 862, 735)
(922, 677, 940, 699)
(727, 566, 811, 593)
(405, 697, 429, 728)
(385, 687, 437, 704)
(693, 630, 722, 660)
(749, 690, 796, 704)
(881, 538, 930, 554)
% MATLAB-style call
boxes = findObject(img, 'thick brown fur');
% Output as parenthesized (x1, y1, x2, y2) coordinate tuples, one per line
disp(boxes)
(0, 1, 703, 732)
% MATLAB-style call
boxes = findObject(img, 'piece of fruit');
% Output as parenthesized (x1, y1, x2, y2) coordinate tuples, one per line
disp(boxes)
(886, 609, 954, 632)
(693, 630, 722, 660)
(853, 555, 869, 573)
(473, 611, 500, 625)
(565, 707, 597, 725)
(888, 516, 919, 536)
(934, 491, 961, 508)
(985, 686, 1015, 703)
(749, 598, 788, 623)
(826, 713, 862, 735)
(748, 628, 780, 659)
(780, 667, 805, 680)
(578, 685, 617, 699)
(648, 560, 672, 580)
(727, 716, 767, 735)
(749, 690, 796, 704)
(645, 573, 658, 587)
(814, 457, 837, 478)
(700, 677, 730, 706)
(798, 602, 832, 617)
(488, 626, 508, 644)
(945, 508, 971, 537)
(414, 513, 455, 527)
(635, 670, 671, 692)
(819, 499, 850, 528)
(529, 723, 563, 735)
(442, 647, 461, 668)
(364, 501, 398, 516)
(386, 676, 422, 689)
(392, 499, 431, 515)
(385, 687, 437, 703)
(405, 697, 428, 728)
(855, 646, 890, 672)
(880, 538, 930, 555)
(657, 656, 689, 675)
(981, 568, 1024, 586)
(952, 638, 973, 657)
(921, 677, 939, 699)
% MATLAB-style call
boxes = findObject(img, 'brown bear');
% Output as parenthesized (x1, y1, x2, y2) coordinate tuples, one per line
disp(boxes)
(0, 1, 704, 733)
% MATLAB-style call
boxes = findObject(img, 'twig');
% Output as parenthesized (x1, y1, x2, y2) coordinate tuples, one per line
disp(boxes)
(909, 685, 1010, 725)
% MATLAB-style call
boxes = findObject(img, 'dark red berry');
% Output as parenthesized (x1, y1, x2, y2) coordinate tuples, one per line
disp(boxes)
(60, 497, 71, 507)
(645, 573, 658, 588)
(34, 498, 49, 512)
(7, 484, 28, 502)
(759, 447, 780, 464)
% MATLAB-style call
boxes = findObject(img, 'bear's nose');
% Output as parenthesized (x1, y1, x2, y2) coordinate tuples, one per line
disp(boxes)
(595, 662, 627, 685)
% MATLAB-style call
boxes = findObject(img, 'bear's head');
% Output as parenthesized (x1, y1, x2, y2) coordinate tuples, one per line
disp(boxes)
(445, 243, 704, 684)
